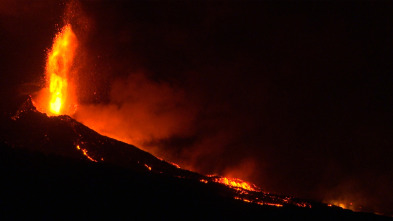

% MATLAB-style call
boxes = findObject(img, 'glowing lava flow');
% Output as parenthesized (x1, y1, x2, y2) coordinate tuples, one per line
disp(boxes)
(76, 145, 98, 162)
(200, 175, 312, 209)
(210, 176, 260, 192)
(34, 24, 78, 116)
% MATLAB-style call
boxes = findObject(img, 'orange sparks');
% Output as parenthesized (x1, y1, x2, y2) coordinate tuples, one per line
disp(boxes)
(34, 24, 78, 116)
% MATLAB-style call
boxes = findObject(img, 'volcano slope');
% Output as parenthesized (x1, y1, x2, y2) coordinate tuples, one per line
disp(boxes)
(0, 97, 390, 220)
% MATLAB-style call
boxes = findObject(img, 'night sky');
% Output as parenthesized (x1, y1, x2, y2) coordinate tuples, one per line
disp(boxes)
(1, 0, 393, 215)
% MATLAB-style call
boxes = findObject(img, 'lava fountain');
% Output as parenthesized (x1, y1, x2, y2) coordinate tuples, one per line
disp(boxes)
(34, 24, 78, 116)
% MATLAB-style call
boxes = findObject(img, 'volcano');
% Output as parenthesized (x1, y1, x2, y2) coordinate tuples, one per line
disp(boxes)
(0, 97, 389, 220)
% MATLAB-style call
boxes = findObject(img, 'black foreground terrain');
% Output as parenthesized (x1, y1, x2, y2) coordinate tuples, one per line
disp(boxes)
(0, 97, 390, 220)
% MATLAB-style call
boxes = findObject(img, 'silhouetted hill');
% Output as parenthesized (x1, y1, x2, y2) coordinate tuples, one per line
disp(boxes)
(0, 97, 390, 220)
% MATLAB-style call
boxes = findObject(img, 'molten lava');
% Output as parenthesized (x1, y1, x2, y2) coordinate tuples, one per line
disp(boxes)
(34, 24, 78, 116)
(76, 145, 98, 162)
(212, 176, 260, 192)
(49, 73, 66, 114)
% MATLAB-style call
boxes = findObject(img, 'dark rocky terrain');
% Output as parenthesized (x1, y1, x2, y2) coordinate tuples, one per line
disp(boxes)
(0, 96, 390, 220)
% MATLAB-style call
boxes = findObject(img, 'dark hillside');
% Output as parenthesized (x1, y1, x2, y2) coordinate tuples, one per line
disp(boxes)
(0, 98, 390, 220)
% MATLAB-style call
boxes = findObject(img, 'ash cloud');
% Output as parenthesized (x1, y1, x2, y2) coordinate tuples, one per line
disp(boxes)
(74, 73, 198, 153)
